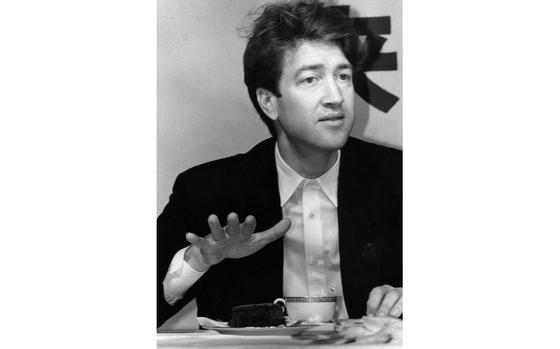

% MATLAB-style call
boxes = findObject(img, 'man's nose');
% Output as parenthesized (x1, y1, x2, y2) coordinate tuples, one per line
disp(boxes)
(322, 78, 344, 106)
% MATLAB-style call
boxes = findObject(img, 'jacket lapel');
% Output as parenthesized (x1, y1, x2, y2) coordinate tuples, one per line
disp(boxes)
(337, 139, 389, 317)
(239, 138, 284, 302)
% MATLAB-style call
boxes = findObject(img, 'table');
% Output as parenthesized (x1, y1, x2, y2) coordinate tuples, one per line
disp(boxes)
(157, 326, 402, 348)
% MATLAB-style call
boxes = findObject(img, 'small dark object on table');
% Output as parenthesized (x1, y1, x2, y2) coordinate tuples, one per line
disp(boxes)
(228, 303, 286, 327)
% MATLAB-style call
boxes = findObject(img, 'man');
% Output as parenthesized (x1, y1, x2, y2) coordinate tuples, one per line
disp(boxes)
(157, 0, 402, 327)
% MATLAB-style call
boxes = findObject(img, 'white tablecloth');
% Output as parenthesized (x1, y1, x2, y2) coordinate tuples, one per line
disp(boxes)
(157, 328, 402, 349)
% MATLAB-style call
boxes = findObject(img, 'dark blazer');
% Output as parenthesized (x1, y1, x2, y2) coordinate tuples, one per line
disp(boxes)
(157, 137, 402, 327)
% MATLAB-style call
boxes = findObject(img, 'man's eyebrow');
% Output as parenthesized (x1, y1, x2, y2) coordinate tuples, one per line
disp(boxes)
(294, 63, 353, 76)
(294, 64, 323, 76)
(336, 63, 353, 71)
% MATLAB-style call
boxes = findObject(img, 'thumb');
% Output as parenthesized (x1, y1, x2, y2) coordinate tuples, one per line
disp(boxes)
(270, 218, 291, 236)
(258, 218, 291, 243)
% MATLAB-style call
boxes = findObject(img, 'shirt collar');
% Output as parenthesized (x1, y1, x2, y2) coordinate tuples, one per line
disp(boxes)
(275, 143, 340, 207)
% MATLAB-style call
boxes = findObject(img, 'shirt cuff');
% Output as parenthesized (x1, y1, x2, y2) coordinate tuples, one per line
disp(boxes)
(163, 247, 206, 305)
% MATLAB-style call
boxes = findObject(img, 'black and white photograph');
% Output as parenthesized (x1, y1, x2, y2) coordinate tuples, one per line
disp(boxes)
(3, 0, 560, 348)
(157, 0, 403, 346)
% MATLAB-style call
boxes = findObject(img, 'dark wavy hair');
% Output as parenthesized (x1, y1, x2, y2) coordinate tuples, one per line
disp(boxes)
(243, 0, 369, 136)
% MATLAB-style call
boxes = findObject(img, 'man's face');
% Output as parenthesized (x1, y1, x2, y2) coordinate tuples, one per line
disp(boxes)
(273, 40, 355, 154)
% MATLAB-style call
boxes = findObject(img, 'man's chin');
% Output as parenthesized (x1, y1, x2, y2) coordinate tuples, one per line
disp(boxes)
(318, 133, 351, 151)
(322, 122, 353, 148)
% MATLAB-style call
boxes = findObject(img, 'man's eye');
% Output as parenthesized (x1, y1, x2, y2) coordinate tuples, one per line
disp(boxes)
(303, 77, 317, 84)
(339, 73, 352, 81)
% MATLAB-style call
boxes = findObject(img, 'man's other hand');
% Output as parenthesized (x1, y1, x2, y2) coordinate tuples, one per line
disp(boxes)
(185, 212, 291, 269)
(366, 284, 403, 318)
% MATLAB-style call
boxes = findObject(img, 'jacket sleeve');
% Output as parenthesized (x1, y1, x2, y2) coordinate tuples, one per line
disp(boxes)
(157, 171, 202, 327)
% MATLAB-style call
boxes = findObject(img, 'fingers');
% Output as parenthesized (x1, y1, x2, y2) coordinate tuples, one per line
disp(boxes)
(185, 232, 209, 248)
(207, 214, 226, 241)
(375, 288, 402, 317)
(367, 285, 390, 315)
(367, 285, 403, 317)
(207, 213, 256, 240)
(203, 213, 289, 246)
(240, 215, 257, 236)
(388, 295, 403, 318)
(226, 212, 241, 237)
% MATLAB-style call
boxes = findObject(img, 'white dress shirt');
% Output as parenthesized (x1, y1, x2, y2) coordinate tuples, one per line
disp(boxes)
(163, 144, 348, 319)
(275, 145, 348, 319)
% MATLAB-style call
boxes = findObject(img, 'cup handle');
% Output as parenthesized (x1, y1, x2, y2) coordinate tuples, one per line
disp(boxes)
(273, 298, 286, 314)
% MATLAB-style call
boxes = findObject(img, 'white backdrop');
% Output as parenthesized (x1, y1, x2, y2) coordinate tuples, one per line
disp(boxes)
(158, 0, 402, 215)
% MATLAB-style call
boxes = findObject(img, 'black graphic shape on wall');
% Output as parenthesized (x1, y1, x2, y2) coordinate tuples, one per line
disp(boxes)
(332, 6, 399, 112)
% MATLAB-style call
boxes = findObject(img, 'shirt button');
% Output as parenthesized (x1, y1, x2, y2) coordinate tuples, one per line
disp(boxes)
(309, 212, 316, 219)
(312, 260, 318, 265)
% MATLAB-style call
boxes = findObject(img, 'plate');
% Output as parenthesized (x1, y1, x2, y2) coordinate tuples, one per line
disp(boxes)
(202, 325, 318, 336)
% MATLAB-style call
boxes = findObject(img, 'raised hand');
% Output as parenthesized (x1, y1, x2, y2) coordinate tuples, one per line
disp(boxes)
(185, 212, 291, 268)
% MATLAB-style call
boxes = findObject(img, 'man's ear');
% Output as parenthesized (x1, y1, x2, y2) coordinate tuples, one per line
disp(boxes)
(256, 87, 279, 121)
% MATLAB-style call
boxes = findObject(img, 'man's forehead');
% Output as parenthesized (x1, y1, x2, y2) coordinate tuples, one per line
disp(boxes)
(282, 40, 351, 71)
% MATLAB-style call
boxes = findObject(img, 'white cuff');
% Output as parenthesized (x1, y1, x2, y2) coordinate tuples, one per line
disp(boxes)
(163, 247, 206, 305)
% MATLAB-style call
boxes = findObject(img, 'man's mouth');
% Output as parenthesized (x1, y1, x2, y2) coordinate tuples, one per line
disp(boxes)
(319, 113, 345, 122)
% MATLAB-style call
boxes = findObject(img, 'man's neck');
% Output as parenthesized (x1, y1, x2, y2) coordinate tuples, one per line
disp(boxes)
(276, 137, 338, 179)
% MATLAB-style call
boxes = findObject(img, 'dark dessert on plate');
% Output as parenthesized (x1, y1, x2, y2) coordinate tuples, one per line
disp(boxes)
(228, 303, 286, 327)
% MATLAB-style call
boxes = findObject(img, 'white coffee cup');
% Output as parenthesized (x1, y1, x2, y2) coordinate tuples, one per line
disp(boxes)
(273, 296, 336, 323)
